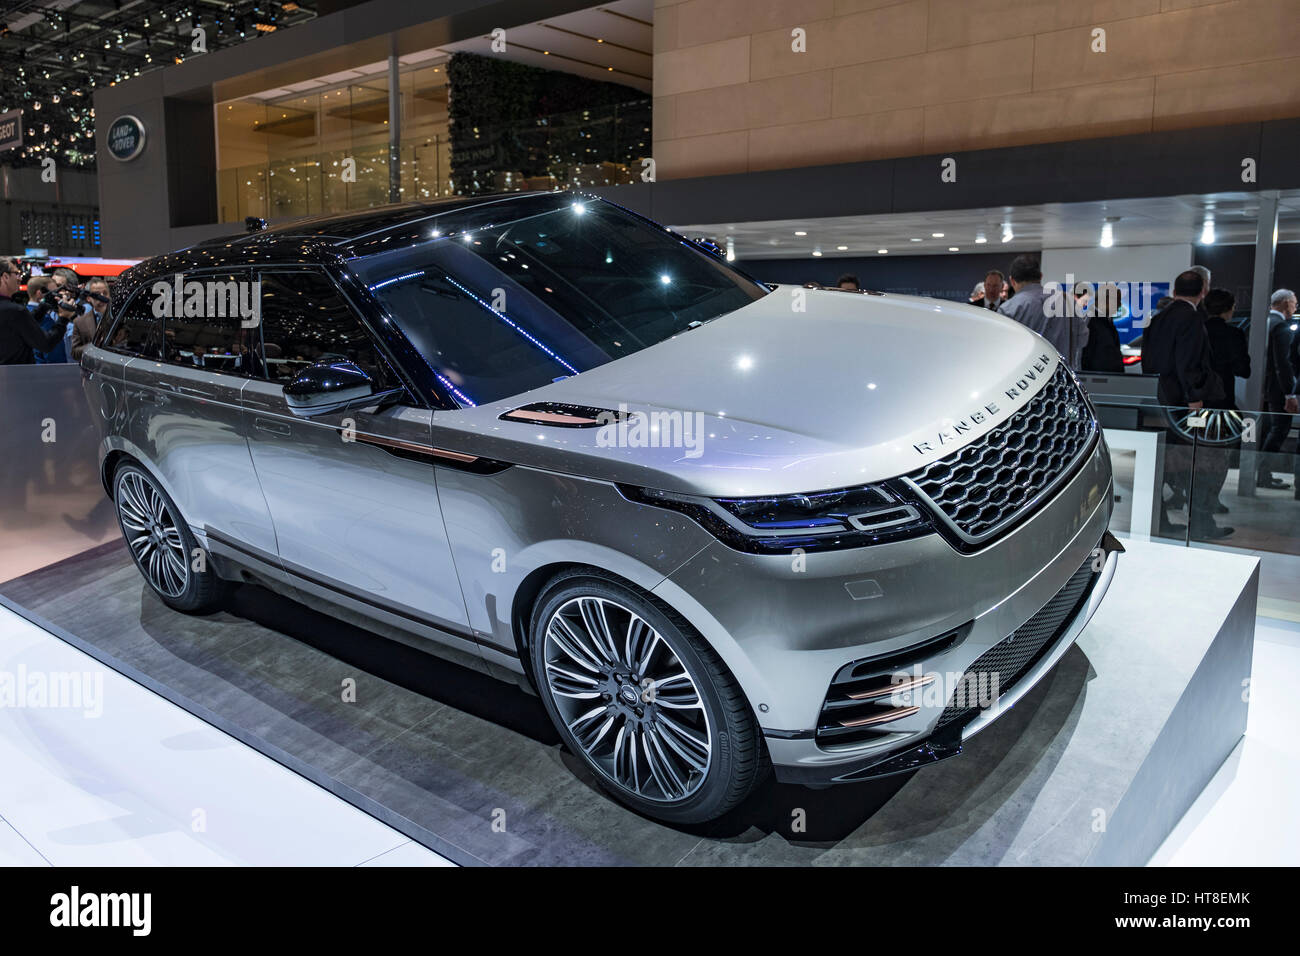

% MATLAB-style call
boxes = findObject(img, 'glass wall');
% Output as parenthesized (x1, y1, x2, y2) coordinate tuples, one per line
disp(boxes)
(216, 66, 435, 222)
(215, 58, 651, 222)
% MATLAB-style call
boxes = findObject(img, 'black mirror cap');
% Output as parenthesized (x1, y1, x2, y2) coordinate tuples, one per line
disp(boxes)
(284, 360, 374, 414)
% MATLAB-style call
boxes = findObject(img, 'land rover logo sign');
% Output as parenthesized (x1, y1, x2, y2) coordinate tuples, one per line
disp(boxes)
(107, 115, 146, 162)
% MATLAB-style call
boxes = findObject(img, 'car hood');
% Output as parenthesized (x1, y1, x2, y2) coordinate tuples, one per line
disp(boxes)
(430, 287, 1065, 497)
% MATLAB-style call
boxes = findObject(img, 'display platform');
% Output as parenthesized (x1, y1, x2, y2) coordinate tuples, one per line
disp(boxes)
(0, 537, 1256, 866)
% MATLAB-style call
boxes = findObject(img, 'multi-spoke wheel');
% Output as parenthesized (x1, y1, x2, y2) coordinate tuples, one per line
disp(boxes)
(1164, 407, 1246, 447)
(531, 572, 768, 824)
(113, 463, 228, 613)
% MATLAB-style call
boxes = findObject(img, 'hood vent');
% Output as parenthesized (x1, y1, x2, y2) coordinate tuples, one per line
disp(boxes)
(500, 402, 630, 429)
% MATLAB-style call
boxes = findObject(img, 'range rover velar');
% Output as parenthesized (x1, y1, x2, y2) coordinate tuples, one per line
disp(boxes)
(82, 192, 1120, 824)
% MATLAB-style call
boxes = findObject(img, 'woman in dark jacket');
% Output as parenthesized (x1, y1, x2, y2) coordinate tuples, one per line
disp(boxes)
(1080, 282, 1125, 373)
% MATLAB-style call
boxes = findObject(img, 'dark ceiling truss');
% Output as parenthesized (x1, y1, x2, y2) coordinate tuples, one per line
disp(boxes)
(0, 0, 318, 168)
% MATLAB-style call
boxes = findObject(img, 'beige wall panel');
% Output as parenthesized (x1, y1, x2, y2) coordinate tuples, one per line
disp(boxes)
(832, 0, 929, 67)
(750, 20, 837, 80)
(745, 70, 835, 129)
(923, 78, 1155, 152)
(655, 36, 751, 97)
(747, 108, 925, 169)
(673, 84, 749, 138)
(1032, 0, 1300, 92)
(655, 129, 751, 178)
(1153, 55, 1300, 130)
(926, 0, 1160, 51)
(833, 37, 1033, 116)
(673, 0, 834, 49)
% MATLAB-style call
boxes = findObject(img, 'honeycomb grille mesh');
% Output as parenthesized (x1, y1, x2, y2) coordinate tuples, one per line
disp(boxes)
(935, 555, 1098, 731)
(907, 364, 1095, 543)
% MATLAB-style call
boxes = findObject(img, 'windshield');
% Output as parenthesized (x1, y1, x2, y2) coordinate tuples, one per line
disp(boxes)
(351, 195, 767, 406)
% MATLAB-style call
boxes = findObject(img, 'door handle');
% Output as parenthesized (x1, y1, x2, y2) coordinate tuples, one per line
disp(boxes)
(254, 417, 291, 436)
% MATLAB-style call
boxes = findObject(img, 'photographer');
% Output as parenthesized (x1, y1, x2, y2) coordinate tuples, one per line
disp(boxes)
(71, 278, 111, 361)
(24, 275, 70, 363)
(0, 258, 78, 366)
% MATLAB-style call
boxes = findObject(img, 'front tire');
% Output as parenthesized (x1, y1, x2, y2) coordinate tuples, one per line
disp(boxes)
(530, 571, 768, 824)
(113, 462, 228, 613)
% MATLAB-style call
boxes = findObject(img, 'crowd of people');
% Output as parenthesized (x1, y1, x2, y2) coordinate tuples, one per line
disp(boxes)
(0, 257, 111, 367)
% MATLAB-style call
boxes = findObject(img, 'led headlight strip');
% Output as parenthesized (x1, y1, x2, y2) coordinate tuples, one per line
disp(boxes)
(619, 482, 934, 554)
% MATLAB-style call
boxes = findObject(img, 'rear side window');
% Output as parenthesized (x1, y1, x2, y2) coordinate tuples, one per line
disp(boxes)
(102, 286, 161, 359)
(257, 269, 396, 389)
(158, 271, 260, 376)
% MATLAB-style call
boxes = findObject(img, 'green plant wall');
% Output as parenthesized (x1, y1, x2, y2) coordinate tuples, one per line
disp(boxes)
(447, 52, 650, 195)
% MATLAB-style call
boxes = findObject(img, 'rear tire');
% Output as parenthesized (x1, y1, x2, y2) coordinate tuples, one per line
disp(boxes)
(113, 462, 229, 614)
(530, 570, 769, 824)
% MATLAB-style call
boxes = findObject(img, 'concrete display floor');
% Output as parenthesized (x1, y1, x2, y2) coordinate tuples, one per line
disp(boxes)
(0, 538, 1257, 866)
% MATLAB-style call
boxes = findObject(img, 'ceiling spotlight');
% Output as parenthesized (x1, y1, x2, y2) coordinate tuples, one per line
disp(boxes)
(931, 232, 944, 238)
(1001, 224, 1014, 243)
(975, 235, 987, 244)
(794, 230, 807, 236)
(836, 244, 848, 251)
(725, 237, 735, 262)
(877, 249, 888, 254)
(948, 246, 959, 252)
(812, 248, 822, 257)
(1200, 220, 1216, 245)
(910, 237, 922, 242)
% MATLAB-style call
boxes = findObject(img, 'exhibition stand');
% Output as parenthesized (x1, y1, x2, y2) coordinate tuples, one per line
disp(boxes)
(0, 536, 1256, 866)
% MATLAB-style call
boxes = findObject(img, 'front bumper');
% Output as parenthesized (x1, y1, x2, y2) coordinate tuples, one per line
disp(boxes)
(771, 531, 1122, 784)
(651, 438, 1116, 785)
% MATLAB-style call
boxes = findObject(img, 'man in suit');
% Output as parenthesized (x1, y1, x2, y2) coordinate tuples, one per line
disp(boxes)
(981, 270, 1005, 309)
(1259, 288, 1300, 488)
(1142, 269, 1232, 538)
(0, 258, 76, 366)
(70, 278, 110, 361)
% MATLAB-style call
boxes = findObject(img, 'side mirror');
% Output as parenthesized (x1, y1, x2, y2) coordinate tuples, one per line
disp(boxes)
(284, 360, 387, 417)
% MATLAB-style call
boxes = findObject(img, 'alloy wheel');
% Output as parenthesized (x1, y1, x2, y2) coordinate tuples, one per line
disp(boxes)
(117, 471, 189, 598)
(541, 596, 713, 803)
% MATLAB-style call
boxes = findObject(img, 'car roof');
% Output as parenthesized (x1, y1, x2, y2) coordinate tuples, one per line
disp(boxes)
(116, 191, 613, 299)
(192, 191, 561, 251)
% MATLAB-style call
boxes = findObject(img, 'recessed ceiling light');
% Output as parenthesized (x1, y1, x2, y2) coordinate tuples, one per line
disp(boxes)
(836, 245, 848, 251)
(975, 236, 987, 244)
(931, 232, 944, 238)
(812, 249, 822, 257)
(948, 246, 959, 252)
(910, 237, 922, 242)
(877, 249, 888, 254)
(794, 230, 807, 236)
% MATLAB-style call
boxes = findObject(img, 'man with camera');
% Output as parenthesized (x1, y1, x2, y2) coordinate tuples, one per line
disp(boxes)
(0, 257, 78, 366)
(70, 278, 111, 361)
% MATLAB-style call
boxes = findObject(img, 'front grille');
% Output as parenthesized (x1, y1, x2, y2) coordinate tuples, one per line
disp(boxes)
(934, 554, 1099, 732)
(906, 363, 1095, 544)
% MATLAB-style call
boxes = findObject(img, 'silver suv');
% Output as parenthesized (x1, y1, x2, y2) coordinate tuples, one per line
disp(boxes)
(82, 193, 1119, 824)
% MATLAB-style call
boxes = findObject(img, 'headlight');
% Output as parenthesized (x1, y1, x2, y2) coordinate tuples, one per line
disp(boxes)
(620, 482, 933, 553)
